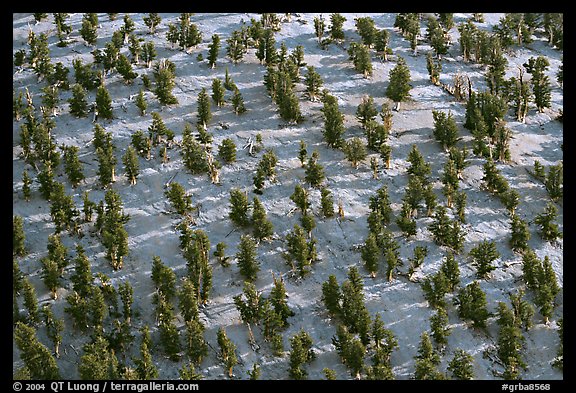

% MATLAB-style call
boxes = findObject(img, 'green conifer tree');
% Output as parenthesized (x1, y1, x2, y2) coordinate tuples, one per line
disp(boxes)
(252, 196, 274, 241)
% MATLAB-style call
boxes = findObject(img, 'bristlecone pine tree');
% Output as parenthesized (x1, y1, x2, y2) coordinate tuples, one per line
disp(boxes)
(320, 187, 335, 218)
(329, 13, 346, 41)
(509, 214, 531, 253)
(229, 188, 250, 227)
(252, 196, 274, 242)
(218, 138, 236, 164)
(361, 232, 381, 278)
(285, 224, 317, 278)
(232, 88, 247, 115)
(41, 304, 64, 358)
(305, 66, 323, 101)
(288, 329, 316, 380)
(14, 321, 61, 379)
(430, 305, 451, 349)
(304, 150, 325, 188)
(320, 92, 345, 148)
(217, 326, 238, 378)
(165, 182, 193, 216)
(122, 145, 139, 185)
(455, 280, 489, 329)
(534, 202, 562, 242)
(68, 83, 89, 117)
(196, 87, 212, 129)
(343, 137, 367, 168)
(101, 189, 130, 270)
(236, 234, 260, 282)
(96, 85, 113, 120)
(414, 331, 445, 380)
(62, 145, 85, 188)
(524, 56, 551, 113)
(432, 110, 459, 151)
(386, 57, 412, 111)
(469, 239, 500, 279)
(496, 302, 527, 379)
(448, 349, 475, 380)
(13, 215, 26, 257)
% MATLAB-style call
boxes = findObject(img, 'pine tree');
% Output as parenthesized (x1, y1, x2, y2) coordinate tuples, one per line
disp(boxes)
(496, 302, 526, 379)
(285, 224, 317, 278)
(422, 270, 449, 309)
(68, 83, 89, 117)
(362, 232, 381, 278)
(344, 137, 367, 168)
(116, 54, 138, 84)
(448, 349, 474, 380)
(524, 56, 551, 112)
(270, 275, 294, 327)
(96, 85, 113, 120)
(386, 57, 412, 110)
(414, 331, 445, 380)
(184, 319, 208, 365)
(236, 234, 260, 282)
(226, 29, 246, 65)
(432, 110, 459, 151)
(320, 92, 345, 148)
(374, 28, 391, 60)
(329, 13, 346, 41)
(545, 162, 563, 202)
(407, 245, 428, 280)
(509, 215, 531, 253)
(304, 150, 325, 188)
(211, 78, 225, 107)
(288, 330, 316, 380)
(61, 145, 85, 188)
(22, 278, 40, 325)
(153, 60, 178, 105)
(14, 322, 61, 379)
(21, 168, 32, 201)
(455, 281, 489, 329)
(134, 326, 158, 380)
(42, 304, 64, 358)
(40, 254, 61, 299)
(141, 42, 157, 68)
(231, 88, 247, 115)
(321, 275, 341, 318)
(143, 13, 162, 34)
(248, 363, 261, 380)
(313, 15, 325, 44)
(181, 127, 208, 175)
(320, 187, 335, 218)
(349, 43, 373, 77)
(196, 88, 212, 129)
(70, 244, 93, 297)
(379, 143, 392, 169)
(229, 188, 250, 227)
(179, 363, 203, 380)
(13, 215, 26, 257)
(252, 197, 274, 241)
(356, 96, 379, 130)
(218, 138, 236, 164)
(207, 34, 221, 68)
(122, 146, 139, 186)
(355, 16, 378, 47)
(469, 239, 500, 279)
(534, 202, 562, 242)
(486, 47, 508, 96)
(37, 162, 56, 200)
(217, 327, 238, 378)
(304, 66, 323, 101)
(290, 184, 310, 216)
(426, 52, 442, 85)
(430, 306, 451, 348)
